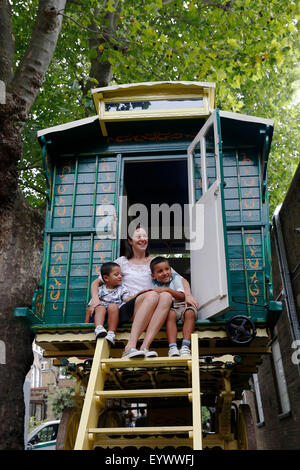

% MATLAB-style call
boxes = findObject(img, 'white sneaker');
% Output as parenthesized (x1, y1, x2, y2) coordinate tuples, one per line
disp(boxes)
(179, 344, 191, 357)
(122, 348, 145, 359)
(168, 345, 180, 357)
(105, 331, 115, 345)
(95, 325, 107, 340)
(140, 348, 158, 358)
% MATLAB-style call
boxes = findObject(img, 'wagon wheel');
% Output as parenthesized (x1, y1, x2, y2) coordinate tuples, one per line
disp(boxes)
(226, 316, 256, 345)
(56, 407, 82, 450)
(237, 404, 257, 450)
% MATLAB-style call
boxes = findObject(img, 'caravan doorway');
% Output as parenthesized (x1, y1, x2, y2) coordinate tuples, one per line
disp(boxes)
(120, 156, 190, 282)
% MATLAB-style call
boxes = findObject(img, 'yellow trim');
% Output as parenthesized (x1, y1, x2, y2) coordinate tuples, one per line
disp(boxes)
(92, 82, 216, 107)
(102, 107, 209, 121)
(92, 82, 216, 135)
(101, 356, 190, 368)
(74, 339, 109, 450)
(102, 91, 209, 100)
(100, 94, 210, 122)
(95, 388, 192, 400)
(102, 92, 209, 105)
(88, 426, 193, 435)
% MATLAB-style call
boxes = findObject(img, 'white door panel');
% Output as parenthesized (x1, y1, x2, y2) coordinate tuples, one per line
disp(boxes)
(190, 181, 229, 319)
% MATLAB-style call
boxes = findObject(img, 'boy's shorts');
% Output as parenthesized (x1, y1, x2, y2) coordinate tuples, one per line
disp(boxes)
(88, 298, 136, 326)
(170, 302, 197, 321)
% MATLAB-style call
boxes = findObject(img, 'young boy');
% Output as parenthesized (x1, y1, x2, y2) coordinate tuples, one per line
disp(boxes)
(88, 262, 129, 345)
(150, 256, 197, 357)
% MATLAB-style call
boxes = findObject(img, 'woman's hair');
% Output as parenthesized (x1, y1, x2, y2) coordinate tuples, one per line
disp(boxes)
(124, 224, 150, 259)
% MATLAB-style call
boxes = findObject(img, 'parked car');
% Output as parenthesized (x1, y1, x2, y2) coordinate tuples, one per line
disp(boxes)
(26, 420, 60, 450)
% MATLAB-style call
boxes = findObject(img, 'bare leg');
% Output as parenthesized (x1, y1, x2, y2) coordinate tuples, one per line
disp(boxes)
(166, 309, 178, 344)
(125, 291, 160, 351)
(182, 309, 195, 341)
(94, 305, 106, 327)
(107, 304, 119, 332)
(140, 292, 173, 350)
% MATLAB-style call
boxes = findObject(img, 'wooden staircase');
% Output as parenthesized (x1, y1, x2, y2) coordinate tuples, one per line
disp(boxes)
(74, 333, 202, 450)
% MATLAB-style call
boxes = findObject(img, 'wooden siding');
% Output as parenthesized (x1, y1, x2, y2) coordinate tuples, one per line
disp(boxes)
(193, 147, 267, 321)
(34, 156, 118, 324)
(32, 144, 269, 325)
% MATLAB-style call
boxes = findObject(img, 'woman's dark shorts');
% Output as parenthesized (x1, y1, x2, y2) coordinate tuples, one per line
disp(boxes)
(118, 297, 136, 325)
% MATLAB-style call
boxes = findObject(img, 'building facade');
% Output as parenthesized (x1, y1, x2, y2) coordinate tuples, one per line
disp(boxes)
(26, 342, 74, 422)
(244, 164, 300, 450)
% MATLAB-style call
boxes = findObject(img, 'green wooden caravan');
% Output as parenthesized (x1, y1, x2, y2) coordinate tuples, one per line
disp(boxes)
(16, 82, 282, 450)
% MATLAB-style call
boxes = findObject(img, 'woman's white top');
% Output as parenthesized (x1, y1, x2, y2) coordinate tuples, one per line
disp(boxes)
(98, 256, 153, 297)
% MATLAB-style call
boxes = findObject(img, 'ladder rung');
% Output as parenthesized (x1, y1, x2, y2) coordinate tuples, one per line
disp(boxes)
(88, 426, 193, 435)
(95, 388, 192, 399)
(101, 357, 191, 368)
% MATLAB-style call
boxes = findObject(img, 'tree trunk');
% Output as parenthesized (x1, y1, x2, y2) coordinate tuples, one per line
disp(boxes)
(83, 5, 120, 95)
(0, 0, 117, 448)
(0, 0, 14, 84)
(0, 185, 45, 449)
(8, 0, 67, 115)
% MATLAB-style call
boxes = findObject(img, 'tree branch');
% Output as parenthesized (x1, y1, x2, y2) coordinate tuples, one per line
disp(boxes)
(21, 181, 46, 196)
(0, 0, 14, 85)
(58, 11, 100, 34)
(199, 0, 235, 11)
(18, 162, 43, 171)
(8, 0, 67, 118)
(84, 1, 120, 91)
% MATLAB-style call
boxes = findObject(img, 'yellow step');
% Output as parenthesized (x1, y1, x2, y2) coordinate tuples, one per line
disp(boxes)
(101, 356, 191, 368)
(95, 388, 192, 399)
(88, 426, 193, 436)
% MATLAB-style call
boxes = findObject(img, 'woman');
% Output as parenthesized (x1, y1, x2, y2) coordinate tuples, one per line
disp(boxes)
(89, 226, 198, 359)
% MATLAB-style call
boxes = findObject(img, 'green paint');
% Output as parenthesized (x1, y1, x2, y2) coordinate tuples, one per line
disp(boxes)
(241, 227, 251, 315)
(216, 109, 233, 311)
(16, 115, 278, 328)
(50, 165, 57, 229)
(41, 235, 51, 320)
(86, 232, 94, 305)
(92, 155, 99, 227)
(62, 234, 72, 321)
(71, 158, 79, 228)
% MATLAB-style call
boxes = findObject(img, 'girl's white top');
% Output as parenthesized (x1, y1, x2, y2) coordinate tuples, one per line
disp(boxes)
(98, 256, 153, 297)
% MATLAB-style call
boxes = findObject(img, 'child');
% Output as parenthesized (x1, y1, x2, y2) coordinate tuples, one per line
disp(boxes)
(150, 256, 197, 357)
(88, 262, 129, 345)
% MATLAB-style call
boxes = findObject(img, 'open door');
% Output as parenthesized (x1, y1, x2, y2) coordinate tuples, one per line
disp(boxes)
(187, 109, 232, 319)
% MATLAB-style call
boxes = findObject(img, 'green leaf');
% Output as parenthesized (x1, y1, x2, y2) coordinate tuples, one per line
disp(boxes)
(10, 0, 300, 214)
(227, 38, 239, 49)
(107, 0, 116, 12)
(88, 48, 98, 59)
(232, 74, 241, 89)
